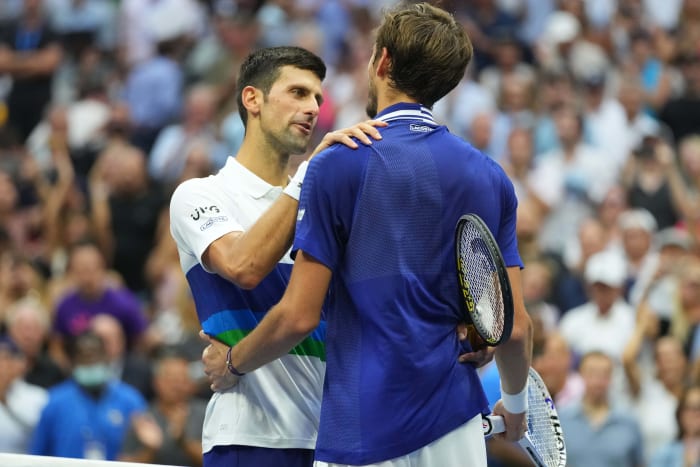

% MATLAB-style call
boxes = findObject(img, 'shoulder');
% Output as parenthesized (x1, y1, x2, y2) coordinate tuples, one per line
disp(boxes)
(306, 142, 372, 186)
(170, 176, 213, 203)
(46, 380, 78, 400)
(108, 381, 147, 407)
(170, 175, 223, 219)
(106, 286, 141, 305)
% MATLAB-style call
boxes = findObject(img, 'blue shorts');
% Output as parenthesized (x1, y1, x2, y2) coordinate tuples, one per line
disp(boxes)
(204, 445, 315, 467)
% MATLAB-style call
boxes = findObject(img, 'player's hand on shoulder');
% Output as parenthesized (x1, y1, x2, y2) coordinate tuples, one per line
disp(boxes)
(309, 120, 387, 159)
(492, 400, 527, 442)
(200, 330, 240, 392)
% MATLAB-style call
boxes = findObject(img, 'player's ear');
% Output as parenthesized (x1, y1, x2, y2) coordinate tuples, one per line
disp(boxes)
(375, 47, 392, 79)
(241, 85, 262, 119)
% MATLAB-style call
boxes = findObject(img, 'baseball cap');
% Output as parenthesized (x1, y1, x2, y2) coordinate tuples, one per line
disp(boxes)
(584, 251, 627, 287)
(618, 208, 658, 233)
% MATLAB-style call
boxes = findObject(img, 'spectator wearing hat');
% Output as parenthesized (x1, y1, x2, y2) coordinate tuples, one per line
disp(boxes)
(0, 333, 48, 454)
(558, 249, 636, 361)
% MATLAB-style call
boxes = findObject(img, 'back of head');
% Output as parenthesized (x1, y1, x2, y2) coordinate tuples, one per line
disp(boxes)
(373, 2, 472, 108)
(236, 46, 326, 126)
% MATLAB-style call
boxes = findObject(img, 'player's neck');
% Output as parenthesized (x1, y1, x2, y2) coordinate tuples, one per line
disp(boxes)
(236, 137, 290, 187)
(375, 86, 419, 116)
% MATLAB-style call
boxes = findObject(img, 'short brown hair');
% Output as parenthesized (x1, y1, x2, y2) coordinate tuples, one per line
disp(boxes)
(373, 2, 472, 108)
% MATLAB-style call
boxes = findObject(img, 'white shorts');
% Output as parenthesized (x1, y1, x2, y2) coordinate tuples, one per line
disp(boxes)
(314, 413, 486, 467)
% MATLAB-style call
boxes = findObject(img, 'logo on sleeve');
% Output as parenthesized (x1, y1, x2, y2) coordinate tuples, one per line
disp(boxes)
(200, 216, 228, 231)
(190, 205, 221, 221)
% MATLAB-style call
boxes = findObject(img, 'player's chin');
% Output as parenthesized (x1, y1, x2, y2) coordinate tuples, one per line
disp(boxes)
(286, 134, 311, 154)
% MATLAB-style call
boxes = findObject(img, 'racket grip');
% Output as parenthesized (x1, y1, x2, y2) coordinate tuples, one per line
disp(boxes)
(482, 415, 506, 437)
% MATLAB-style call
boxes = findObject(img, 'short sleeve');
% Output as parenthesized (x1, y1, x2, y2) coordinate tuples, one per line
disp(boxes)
(169, 177, 244, 272)
(496, 171, 523, 269)
(293, 145, 367, 269)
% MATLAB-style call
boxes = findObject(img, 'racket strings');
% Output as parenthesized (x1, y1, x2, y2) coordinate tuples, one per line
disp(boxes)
(458, 225, 505, 343)
(527, 380, 565, 467)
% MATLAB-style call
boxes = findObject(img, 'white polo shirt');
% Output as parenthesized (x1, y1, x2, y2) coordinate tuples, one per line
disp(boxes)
(169, 157, 325, 452)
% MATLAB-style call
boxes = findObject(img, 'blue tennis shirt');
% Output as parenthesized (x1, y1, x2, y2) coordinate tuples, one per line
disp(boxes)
(294, 103, 523, 464)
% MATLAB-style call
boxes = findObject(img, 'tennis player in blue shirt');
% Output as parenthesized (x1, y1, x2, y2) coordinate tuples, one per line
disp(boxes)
(226, 3, 533, 466)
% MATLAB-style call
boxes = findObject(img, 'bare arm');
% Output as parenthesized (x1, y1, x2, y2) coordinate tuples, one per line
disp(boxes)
(0, 44, 62, 77)
(622, 300, 658, 398)
(229, 251, 330, 371)
(203, 193, 300, 289)
(495, 267, 533, 394)
(493, 267, 534, 441)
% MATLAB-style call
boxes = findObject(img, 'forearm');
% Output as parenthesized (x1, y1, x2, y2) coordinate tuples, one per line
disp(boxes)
(229, 301, 310, 373)
(229, 252, 328, 373)
(90, 194, 114, 263)
(7, 48, 61, 77)
(496, 268, 533, 395)
(218, 193, 299, 288)
(495, 315, 532, 395)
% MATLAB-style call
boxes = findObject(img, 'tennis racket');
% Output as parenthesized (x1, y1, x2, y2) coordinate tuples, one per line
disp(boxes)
(482, 367, 567, 467)
(454, 213, 513, 346)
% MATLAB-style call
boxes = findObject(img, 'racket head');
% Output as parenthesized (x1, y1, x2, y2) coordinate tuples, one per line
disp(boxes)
(454, 214, 514, 346)
(521, 367, 567, 467)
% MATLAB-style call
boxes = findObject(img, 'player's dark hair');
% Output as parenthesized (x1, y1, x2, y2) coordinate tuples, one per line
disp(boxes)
(236, 46, 326, 126)
(373, 2, 472, 108)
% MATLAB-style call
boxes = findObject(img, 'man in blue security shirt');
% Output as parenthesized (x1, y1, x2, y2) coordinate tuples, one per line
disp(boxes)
(227, 4, 534, 466)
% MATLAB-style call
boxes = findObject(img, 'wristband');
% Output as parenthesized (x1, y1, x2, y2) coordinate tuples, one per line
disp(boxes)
(226, 346, 245, 376)
(283, 160, 309, 201)
(500, 383, 528, 414)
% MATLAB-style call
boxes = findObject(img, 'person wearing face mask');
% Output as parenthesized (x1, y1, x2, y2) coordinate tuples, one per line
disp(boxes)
(28, 330, 147, 460)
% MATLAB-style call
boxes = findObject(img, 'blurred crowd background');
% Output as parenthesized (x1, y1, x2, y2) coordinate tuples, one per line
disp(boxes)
(0, 0, 700, 466)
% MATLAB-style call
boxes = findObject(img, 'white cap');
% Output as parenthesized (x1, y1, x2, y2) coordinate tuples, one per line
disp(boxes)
(584, 251, 627, 287)
(618, 208, 658, 233)
(542, 11, 581, 45)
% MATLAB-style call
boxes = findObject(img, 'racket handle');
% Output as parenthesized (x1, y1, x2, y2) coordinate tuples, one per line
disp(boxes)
(482, 415, 506, 437)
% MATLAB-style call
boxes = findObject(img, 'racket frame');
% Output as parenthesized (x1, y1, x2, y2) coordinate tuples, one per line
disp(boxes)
(454, 213, 514, 346)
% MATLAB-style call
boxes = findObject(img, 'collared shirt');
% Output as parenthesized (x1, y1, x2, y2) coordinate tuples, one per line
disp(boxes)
(29, 379, 146, 460)
(295, 102, 521, 465)
(559, 403, 644, 467)
(169, 156, 325, 452)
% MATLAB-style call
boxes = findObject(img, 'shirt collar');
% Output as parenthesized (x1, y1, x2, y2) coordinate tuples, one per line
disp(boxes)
(219, 156, 282, 200)
(375, 103, 438, 125)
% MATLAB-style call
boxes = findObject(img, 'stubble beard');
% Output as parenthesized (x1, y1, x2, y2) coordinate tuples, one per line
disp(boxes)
(264, 125, 310, 159)
(366, 83, 378, 118)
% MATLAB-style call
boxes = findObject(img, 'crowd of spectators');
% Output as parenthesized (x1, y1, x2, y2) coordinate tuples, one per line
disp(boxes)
(0, 0, 700, 466)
